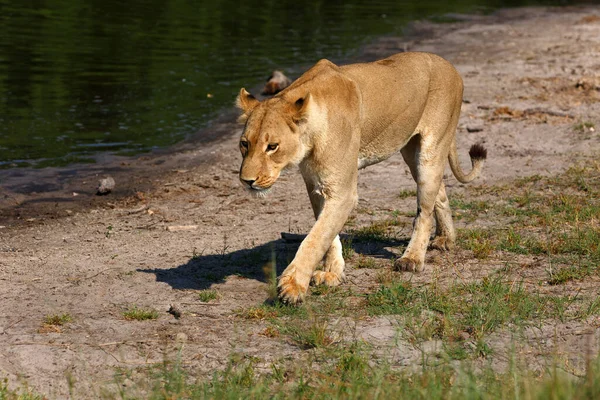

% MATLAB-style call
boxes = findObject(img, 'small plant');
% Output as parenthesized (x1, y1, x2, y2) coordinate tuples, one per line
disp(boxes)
(285, 314, 334, 349)
(39, 313, 73, 333)
(241, 307, 278, 321)
(0, 379, 44, 400)
(239, 301, 306, 321)
(44, 313, 72, 326)
(444, 343, 469, 360)
(547, 266, 587, 285)
(105, 225, 113, 238)
(573, 121, 595, 133)
(123, 305, 159, 321)
(356, 255, 377, 269)
(399, 189, 417, 199)
(260, 326, 280, 338)
(459, 229, 495, 259)
(376, 267, 399, 285)
(351, 218, 401, 242)
(341, 236, 355, 260)
(191, 247, 204, 260)
(198, 289, 219, 302)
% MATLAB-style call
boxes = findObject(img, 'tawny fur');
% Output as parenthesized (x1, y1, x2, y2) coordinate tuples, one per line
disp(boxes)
(236, 52, 486, 304)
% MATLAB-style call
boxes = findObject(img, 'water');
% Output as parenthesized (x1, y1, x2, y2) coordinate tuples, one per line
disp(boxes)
(0, 0, 574, 169)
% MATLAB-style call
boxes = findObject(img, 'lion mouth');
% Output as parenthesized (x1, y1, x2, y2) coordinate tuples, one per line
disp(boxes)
(246, 186, 271, 198)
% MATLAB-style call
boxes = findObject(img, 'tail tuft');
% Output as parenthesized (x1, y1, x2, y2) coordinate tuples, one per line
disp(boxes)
(468, 143, 487, 162)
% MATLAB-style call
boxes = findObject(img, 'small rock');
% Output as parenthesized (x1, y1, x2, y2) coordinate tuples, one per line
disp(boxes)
(466, 125, 484, 133)
(167, 225, 198, 232)
(175, 332, 188, 342)
(97, 176, 115, 195)
(168, 304, 182, 319)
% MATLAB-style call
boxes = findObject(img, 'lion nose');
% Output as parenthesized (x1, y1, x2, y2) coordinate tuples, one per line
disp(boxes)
(241, 179, 255, 187)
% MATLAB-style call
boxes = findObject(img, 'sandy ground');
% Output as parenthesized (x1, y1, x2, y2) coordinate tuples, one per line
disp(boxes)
(1, 6, 600, 398)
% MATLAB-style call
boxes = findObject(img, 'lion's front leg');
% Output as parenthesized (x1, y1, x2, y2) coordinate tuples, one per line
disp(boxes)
(278, 190, 356, 304)
(302, 183, 346, 288)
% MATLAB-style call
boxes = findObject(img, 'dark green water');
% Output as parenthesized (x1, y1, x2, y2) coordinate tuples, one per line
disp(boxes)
(0, 0, 575, 169)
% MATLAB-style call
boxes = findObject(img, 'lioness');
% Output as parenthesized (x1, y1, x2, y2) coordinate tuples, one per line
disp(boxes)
(236, 52, 486, 304)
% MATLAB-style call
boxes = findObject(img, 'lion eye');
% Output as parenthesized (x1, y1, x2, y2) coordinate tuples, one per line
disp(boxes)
(267, 143, 279, 152)
(240, 140, 249, 150)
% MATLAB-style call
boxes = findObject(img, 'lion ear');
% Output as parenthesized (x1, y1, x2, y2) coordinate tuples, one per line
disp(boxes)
(292, 93, 311, 123)
(236, 88, 259, 122)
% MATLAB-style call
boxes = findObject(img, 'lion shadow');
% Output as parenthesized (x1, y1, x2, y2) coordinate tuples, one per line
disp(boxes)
(138, 233, 407, 291)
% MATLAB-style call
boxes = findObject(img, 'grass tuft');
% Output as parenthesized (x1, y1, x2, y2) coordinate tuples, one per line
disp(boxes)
(197, 289, 219, 302)
(341, 236, 355, 260)
(123, 305, 159, 321)
(398, 189, 417, 199)
(43, 313, 72, 326)
(356, 255, 377, 269)
(350, 218, 402, 243)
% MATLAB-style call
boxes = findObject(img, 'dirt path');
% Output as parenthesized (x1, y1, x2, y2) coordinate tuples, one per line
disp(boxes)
(1, 6, 599, 398)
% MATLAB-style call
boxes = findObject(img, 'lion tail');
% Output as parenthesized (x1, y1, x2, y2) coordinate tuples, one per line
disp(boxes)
(448, 140, 487, 184)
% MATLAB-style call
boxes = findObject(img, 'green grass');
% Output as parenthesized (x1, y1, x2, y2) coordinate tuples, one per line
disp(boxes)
(350, 218, 402, 242)
(367, 275, 573, 343)
(279, 313, 334, 349)
(451, 197, 491, 221)
(455, 164, 600, 283)
(198, 289, 219, 302)
(458, 228, 495, 259)
(108, 347, 600, 400)
(573, 121, 595, 133)
(239, 302, 307, 321)
(43, 313, 72, 326)
(341, 236, 355, 260)
(123, 305, 159, 321)
(356, 255, 378, 269)
(0, 379, 44, 400)
(398, 189, 417, 199)
(547, 265, 590, 285)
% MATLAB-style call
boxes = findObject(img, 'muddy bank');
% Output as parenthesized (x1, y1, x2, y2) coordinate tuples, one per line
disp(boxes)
(1, 5, 599, 399)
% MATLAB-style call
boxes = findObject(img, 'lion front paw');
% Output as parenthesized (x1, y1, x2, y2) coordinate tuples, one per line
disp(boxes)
(393, 256, 423, 272)
(312, 271, 345, 287)
(278, 274, 308, 305)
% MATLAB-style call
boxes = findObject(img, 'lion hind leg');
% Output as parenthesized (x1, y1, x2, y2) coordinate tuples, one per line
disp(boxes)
(430, 182, 456, 251)
(396, 137, 446, 271)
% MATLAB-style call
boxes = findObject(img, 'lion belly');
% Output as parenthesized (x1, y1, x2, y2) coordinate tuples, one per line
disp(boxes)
(357, 153, 391, 169)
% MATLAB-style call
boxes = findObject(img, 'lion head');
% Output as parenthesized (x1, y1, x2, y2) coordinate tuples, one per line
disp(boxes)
(235, 88, 311, 197)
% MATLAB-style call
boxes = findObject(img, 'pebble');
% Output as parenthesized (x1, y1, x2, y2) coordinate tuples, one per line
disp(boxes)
(466, 125, 484, 132)
(168, 304, 182, 319)
(175, 332, 188, 342)
(97, 176, 115, 195)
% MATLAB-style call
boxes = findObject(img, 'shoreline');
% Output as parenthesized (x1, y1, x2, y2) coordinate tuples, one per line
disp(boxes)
(1, 5, 599, 398)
